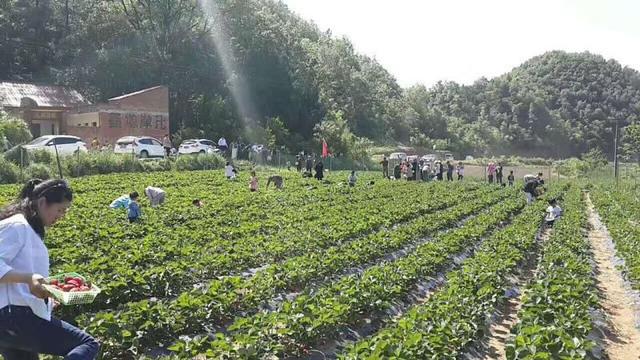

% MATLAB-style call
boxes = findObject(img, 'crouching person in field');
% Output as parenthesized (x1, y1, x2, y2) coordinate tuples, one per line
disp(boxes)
(0, 179, 100, 359)
(109, 192, 137, 210)
(225, 162, 237, 180)
(145, 186, 166, 207)
(266, 175, 284, 189)
(544, 199, 563, 228)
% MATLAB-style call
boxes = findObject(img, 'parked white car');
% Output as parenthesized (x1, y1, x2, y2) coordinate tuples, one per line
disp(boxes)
(22, 135, 88, 156)
(178, 139, 219, 155)
(421, 154, 437, 163)
(114, 136, 165, 158)
(389, 152, 407, 161)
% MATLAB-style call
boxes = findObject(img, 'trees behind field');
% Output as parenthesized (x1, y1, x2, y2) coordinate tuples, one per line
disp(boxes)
(2, 0, 639, 158)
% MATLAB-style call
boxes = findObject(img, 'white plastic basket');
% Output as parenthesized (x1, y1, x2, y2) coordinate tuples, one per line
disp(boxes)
(43, 272, 101, 305)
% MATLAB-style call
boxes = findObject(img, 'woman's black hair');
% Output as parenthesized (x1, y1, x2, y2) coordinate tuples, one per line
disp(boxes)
(0, 178, 73, 238)
(130, 192, 139, 199)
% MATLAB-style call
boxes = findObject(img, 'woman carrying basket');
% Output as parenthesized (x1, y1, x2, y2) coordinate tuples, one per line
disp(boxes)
(0, 179, 100, 359)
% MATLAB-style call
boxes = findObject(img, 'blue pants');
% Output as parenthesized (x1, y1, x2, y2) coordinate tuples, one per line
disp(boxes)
(0, 306, 99, 360)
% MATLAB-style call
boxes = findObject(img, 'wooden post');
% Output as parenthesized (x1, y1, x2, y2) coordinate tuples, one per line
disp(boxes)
(19, 147, 24, 182)
(54, 143, 63, 179)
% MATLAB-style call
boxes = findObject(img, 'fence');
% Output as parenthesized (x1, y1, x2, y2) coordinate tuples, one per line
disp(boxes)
(237, 149, 378, 172)
(583, 162, 640, 186)
(462, 164, 560, 183)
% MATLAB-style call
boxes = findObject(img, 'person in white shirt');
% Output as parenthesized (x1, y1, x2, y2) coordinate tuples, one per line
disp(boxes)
(144, 186, 166, 207)
(348, 171, 357, 187)
(218, 137, 228, 152)
(545, 199, 562, 227)
(0, 179, 99, 359)
(225, 161, 237, 180)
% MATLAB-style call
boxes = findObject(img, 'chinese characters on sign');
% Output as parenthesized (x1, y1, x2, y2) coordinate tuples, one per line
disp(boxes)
(108, 113, 167, 130)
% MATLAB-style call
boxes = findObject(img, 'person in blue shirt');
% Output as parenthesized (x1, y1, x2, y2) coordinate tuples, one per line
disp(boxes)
(109, 192, 138, 210)
(127, 193, 141, 222)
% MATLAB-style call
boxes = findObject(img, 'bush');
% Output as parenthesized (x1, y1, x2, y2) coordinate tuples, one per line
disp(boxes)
(25, 163, 53, 180)
(4, 147, 58, 167)
(3, 145, 31, 166)
(175, 153, 225, 171)
(119, 154, 144, 173)
(141, 159, 173, 172)
(0, 111, 32, 150)
(62, 153, 145, 177)
(31, 149, 54, 164)
(0, 157, 20, 184)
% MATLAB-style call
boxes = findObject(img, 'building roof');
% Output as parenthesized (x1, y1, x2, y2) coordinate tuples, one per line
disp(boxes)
(0, 81, 86, 108)
(108, 85, 166, 101)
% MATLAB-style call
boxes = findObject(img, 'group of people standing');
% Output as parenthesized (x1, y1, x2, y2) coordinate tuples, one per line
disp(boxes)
(380, 156, 464, 182)
(486, 162, 511, 185)
(295, 154, 325, 181)
(486, 162, 518, 187)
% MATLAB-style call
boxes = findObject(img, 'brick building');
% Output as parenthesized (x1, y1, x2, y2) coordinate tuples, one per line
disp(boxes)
(0, 82, 170, 145)
(65, 85, 170, 145)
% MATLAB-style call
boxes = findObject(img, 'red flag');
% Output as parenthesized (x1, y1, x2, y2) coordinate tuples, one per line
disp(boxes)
(322, 139, 331, 158)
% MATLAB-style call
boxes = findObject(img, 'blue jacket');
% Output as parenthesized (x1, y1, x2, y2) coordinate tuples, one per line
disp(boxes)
(110, 195, 132, 209)
(127, 201, 141, 219)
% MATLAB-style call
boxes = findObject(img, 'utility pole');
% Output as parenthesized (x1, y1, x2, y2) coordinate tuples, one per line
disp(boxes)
(614, 118, 619, 184)
(65, 0, 70, 32)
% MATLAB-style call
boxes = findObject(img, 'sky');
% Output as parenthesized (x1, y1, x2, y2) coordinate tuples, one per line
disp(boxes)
(280, 0, 640, 87)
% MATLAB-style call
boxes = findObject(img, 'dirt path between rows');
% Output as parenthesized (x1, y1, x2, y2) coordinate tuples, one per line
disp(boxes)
(471, 227, 551, 360)
(464, 229, 551, 360)
(586, 193, 640, 360)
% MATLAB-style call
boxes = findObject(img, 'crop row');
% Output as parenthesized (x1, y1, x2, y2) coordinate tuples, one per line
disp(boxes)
(590, 184, 640, 289)
(337, 186, 565, 359)
(169, 187, 526, 359)
(79, 185, 507, 358)
(48, 171, 409, 262)
(506, 186, 598, 358)
(54, 179, 477, 310)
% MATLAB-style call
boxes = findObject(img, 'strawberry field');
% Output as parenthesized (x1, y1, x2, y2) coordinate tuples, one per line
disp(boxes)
(1, 171, 637, 359)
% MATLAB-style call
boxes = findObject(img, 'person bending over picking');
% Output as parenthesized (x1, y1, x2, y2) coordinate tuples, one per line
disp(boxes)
(523, 173, 544, 204)
(145, 186, 166, 207)
(266, 175, 284, 189)
(0, 179, 100, 359)
(109, 192, 137, 210)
